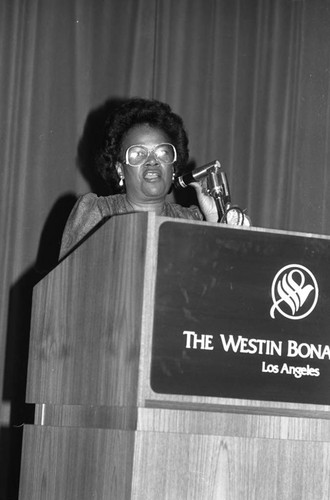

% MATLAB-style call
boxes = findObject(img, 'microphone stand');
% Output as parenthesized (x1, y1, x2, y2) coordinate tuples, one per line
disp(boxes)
(206, 166, 229, 223)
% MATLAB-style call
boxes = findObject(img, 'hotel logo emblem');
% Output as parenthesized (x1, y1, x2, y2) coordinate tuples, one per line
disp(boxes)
(270, 264, 319, 320)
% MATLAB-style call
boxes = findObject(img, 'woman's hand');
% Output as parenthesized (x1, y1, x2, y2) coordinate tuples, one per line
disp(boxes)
(191, 181, 219, 222)
(191, 179, 252, 226)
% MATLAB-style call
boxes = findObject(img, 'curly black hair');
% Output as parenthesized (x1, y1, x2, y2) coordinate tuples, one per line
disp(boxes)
(95, 98, 189, 193)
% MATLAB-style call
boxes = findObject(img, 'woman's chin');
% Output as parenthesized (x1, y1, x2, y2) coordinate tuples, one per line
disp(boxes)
(142, 181, 169, 199)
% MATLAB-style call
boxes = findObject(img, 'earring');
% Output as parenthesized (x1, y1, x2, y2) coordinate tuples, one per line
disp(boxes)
(119, 177, 125, 187)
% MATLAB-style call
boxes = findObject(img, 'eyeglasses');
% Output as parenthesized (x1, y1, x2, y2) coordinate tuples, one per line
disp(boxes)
(125, 143, 177, 167)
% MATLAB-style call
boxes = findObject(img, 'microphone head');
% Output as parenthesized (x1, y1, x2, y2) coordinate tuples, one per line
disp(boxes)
(173, 174, 193, 189)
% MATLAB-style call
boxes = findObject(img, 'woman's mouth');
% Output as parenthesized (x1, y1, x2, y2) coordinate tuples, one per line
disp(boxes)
(143, 169, 161, 181)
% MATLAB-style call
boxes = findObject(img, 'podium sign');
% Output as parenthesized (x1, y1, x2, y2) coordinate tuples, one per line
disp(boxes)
(151, 221, 330, 405)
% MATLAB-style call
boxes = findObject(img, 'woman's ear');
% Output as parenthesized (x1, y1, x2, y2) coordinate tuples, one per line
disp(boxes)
(116, 162, 125, 189)
(115, 162, 124, 178)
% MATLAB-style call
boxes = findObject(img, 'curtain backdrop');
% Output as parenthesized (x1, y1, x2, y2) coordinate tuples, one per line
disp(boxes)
(1, 0, 330, 496)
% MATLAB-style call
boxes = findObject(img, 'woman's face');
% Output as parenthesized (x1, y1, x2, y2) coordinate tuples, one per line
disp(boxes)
(117, 124, 174, 205)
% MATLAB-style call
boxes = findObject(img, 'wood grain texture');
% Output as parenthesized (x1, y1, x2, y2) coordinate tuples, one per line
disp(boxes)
(34, 403, 137, 429)
(19, 425, 135, 500)
(130, 431, 330, 499)
(26, 213, 148, 406)
(20, 419, 330, 500)
(136, 407, 330, 442)
(20, 422, 330, 500)
(33, 403, 330, 443)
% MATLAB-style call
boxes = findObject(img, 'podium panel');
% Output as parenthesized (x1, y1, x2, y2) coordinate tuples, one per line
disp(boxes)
(19, 213, 330, 499)
(151, 221, 330, 405)
(20, 425, 135, 498)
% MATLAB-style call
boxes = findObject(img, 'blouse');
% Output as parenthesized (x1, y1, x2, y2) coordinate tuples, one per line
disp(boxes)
(59, 193, 203, 258)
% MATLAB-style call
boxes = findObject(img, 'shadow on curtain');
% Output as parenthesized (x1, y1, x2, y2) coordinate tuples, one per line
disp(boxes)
(1, 193, 77, 499)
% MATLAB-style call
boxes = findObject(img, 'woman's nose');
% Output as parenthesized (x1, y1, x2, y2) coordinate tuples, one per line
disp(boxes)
(145, 151, 159, 165)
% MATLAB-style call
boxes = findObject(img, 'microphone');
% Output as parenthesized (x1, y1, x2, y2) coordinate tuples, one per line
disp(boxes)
(174, 160, 221, 189)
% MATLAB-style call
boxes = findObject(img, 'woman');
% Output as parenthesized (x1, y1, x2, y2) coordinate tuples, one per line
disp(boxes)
(60, 98, 219, 258)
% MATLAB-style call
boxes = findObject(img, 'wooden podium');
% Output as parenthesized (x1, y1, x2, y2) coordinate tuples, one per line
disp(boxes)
(19, 213, 330, 499)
